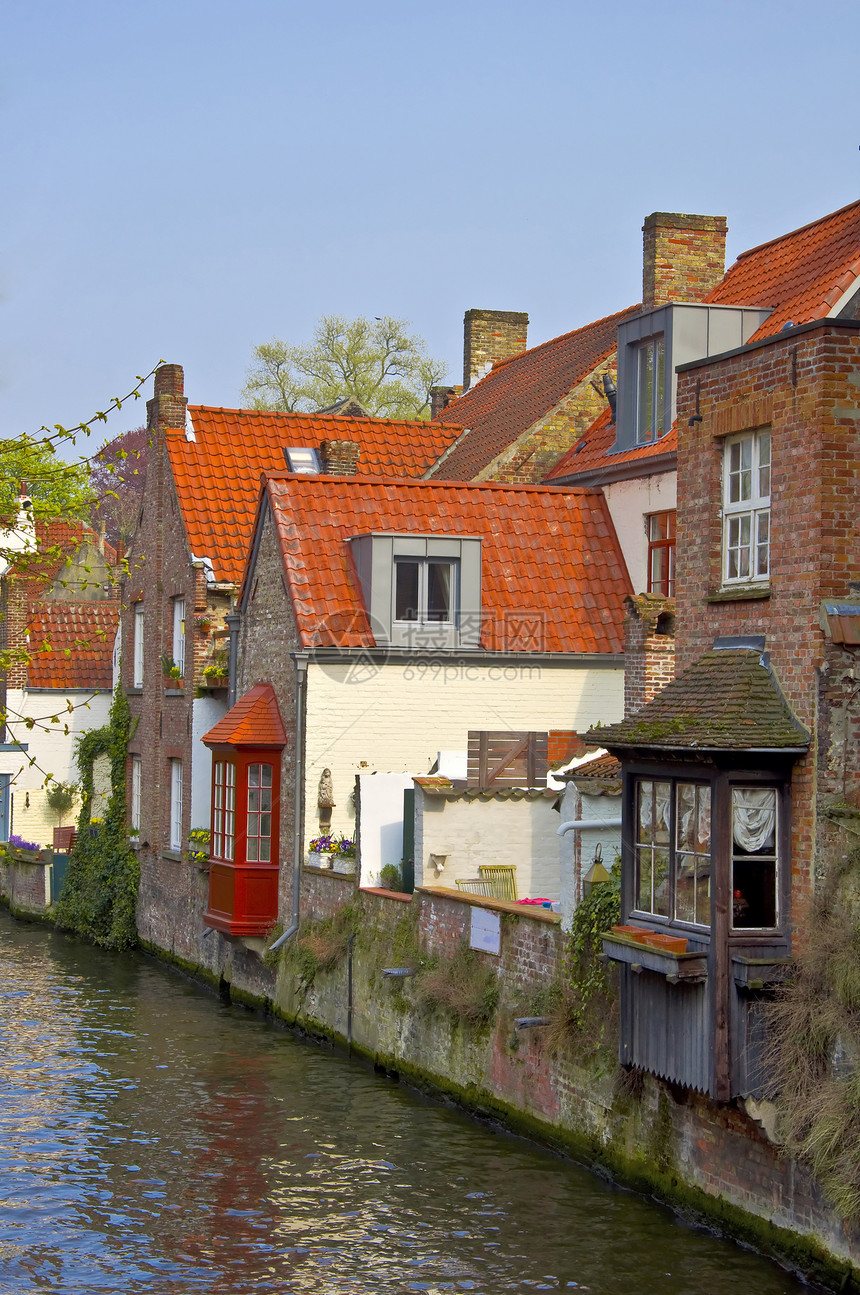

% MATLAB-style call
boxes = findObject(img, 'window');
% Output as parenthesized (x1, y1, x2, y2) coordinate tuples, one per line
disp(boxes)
(172, 597, 186, 676)
(731, 787, 778, 929)
(647, 511, 675, 597)
(130, 756, 142, 833)
(636, 337, 665, 443)
(394, 558, 456, 624)
(169, 759, 183, 851)
(133, 605, 144, 687)
(212, 760, 236, 861)
(246, 764, 273, 862)
(722, 430, 770, 584)
(635, 779, 711, 927)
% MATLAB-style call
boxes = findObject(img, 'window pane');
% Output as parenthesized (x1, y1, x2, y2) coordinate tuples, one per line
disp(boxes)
(756, 511, 770, 577)
(676, 783, 696, 851)
(260, 813, 271, 837)
(637, 782, 654, 843)
(653, 851, 670, 917)
(260, 790, 272, 812)
(427, 562, 453, 622)
(261, 766, 272, 788)
(248, 789, 259, 812)
(395, 562, 420, 621)
(249, 765, 260, 787)
(654, 337, 665, 436)
(732, 788, 778, 929)
(247, 838, 258, 862)
(636, 847, 653, 911)
(758, 432, 771, 500)
(674, 852, 696, 923)
(727, 513, 751, 579)
(258, 839, 270, 862)
(638, 344, 654, 442)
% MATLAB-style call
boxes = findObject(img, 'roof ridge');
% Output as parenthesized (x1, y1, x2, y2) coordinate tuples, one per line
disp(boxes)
(263, 471, 589, 494)
(729, 197, 860, 264)
(184, 405, 464, 430)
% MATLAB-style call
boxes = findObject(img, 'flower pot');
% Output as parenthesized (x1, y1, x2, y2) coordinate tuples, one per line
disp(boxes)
(308, 851, 333, 870)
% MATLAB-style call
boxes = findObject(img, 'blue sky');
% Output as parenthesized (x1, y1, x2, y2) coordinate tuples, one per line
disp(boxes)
(2, 0, 858, 455)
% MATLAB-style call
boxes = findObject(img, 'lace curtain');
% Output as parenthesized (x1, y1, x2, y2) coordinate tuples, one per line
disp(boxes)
(732, 787, 776, 854)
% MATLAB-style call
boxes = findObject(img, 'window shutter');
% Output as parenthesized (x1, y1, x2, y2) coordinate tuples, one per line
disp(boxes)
(467, 731, 548, 790)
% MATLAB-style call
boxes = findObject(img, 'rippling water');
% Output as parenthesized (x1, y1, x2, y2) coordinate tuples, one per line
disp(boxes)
(0, 909, 809, 1294)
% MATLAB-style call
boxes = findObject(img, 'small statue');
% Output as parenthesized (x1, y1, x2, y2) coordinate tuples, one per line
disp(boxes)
(318, 768, 335, 809)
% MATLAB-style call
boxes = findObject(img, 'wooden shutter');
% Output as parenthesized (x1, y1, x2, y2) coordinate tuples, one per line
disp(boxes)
(466, 731, 548, 790)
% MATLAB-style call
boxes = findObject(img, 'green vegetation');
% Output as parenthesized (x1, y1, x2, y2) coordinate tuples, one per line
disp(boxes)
(241, 315, 447, 420)
(378, 862, 403, 891)
(45, 780, 79, 826)
(417, 942, 499, 1028)
(54, 684, 139, 949)
(269, 904, 360, 983)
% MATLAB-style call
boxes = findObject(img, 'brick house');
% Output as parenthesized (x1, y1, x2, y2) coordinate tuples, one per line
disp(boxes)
(551, 200, 860, 605)
(0, 508, 119, 845)
(593, 307, 860, 1103)
(121, 364, 464, 944)
(196, 474, 630, 938)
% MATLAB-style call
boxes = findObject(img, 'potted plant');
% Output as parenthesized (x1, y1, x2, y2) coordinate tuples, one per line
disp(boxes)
(188, 828, 211, 866)
(333, 834, 357, 874)
(307, 834, 336, 868)
(194, 612, 212, 633)
(161, 655, 183, 688)
(203, 663, 228, 687)
(6, 833, 44, 863)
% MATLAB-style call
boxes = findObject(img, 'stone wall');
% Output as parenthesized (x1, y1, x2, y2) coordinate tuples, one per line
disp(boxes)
(0, 852, 50, 915)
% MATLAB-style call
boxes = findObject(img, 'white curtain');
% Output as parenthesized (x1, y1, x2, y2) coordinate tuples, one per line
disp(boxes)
(639, 781, 671, 841)
(732, 787, 776, 854)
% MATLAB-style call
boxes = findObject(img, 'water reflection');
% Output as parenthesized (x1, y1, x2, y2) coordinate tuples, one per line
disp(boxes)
(0, 910, 808, 1293)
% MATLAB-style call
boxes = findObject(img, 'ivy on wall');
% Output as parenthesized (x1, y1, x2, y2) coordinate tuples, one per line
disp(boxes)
(55, 683, 139, 949)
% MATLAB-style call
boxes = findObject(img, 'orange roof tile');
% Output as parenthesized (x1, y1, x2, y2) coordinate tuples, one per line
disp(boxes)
(202, 683, 287, 748)
(13, 519, 118, 590)
(26, 601, 119, 690)
(544, 406, 677, 483)
(708, 198, 860, 339)
(430, 305, 642, 480)
(256, 475, 631, 655)
(166, 407, 463, 584)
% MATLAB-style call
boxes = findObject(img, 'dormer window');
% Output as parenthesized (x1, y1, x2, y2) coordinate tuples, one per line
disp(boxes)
(636, 337, 665, 443)
(349, 534, 481, 650)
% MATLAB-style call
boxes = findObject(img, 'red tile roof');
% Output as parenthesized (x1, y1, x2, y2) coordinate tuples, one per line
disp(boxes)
(166, 406, 463, 584)
(544, 406, 677, 483)
(202, 683, 287, 748)
(26, 601, 119, 690)
(256, 475, 631, 654)
(13, 519, 118, 589)
(708, 198, 860, 339)
(430, 305, 642, 480)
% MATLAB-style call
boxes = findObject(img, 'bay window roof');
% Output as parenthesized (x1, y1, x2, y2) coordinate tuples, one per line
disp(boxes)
(590, 648, 809, 752)
(202, 683, 286, 749)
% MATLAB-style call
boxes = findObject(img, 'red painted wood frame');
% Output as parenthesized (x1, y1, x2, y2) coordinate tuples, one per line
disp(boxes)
(203, 745, 281, 937)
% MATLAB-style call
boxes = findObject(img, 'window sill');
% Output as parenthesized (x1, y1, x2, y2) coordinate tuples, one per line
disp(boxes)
(163, 688, 187, 697)
(161, 849, 183, 862)
(731, 955, 791, 989)
(125, 687, 143, 696)
(704, 585, 770, 604)
(602, 932, 708, 983)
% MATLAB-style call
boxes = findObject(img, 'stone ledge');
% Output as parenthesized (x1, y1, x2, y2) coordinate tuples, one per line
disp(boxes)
(704, 586, 770, 604)
(417, 885, 560, 923)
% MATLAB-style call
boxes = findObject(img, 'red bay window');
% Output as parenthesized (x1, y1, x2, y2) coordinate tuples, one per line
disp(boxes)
(201, 684, 286, 937)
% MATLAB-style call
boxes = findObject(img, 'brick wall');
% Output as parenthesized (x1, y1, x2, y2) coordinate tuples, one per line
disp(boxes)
(0, 853, 49, 914)
(642, 212, 727, 309)
(674, 320, 860, 916)
(463, 309, 529, 391)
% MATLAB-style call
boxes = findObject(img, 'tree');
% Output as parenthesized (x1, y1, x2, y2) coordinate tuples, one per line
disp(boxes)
(89, 426, 148, 547)
(0, 436, 93, 525)
(241, 315, 448, 420)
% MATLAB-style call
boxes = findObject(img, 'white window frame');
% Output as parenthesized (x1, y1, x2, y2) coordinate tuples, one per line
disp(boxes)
(130, 756, 142, 833)
(635, 336, 665, 444)
(212, 760, 235, 861)
(169, 759, 183, 851)
(393, 557, 458, 627)
(722, 430, 771, 585)
(133, 604, 144, 687)
(172, 596, 186, 676)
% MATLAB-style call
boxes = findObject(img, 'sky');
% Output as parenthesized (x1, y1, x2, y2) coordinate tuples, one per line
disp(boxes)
(2, 0, 858, 458)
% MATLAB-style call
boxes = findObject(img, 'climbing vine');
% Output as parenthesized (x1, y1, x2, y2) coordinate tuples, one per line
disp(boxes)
(54, 683, 139, 949)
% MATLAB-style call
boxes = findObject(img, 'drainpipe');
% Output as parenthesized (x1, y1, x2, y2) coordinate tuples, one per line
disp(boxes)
(268, 652, 307, 953)
(225, 612, 240, 708)
(557, 817, 622, 836)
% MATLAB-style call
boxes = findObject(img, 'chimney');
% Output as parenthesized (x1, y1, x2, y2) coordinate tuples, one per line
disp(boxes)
(463, 309, 528, 391)
(430, 385, 461, 419)
(623, 594, 676, 717)
(320, 439, 360, 475)
(146, 363, 187, 433)
(642, 213, 727, 310)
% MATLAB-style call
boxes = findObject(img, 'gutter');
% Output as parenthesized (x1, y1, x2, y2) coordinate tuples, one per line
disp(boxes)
(304, 647, 625, 669)
(557, 817, 622, 836)
(268, 652, 308, 953)
(550, 450, 677, 490)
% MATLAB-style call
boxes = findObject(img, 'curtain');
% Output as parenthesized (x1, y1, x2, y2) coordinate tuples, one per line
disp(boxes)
(732, 787, 776, 854)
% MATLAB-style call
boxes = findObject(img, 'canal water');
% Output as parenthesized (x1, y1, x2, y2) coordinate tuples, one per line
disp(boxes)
(0, 910, 810, 1295)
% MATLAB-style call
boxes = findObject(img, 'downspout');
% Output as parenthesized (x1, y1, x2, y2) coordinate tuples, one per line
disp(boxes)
(268, 651, 307, 953)
(225, 612, 240, 708)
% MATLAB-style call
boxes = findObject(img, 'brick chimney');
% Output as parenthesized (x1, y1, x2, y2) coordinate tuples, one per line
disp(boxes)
(642, 213, 727, 310)
(623, 594, 676, 717)
(146, 363, 187, 433)
(430, 385, 461, 419)
(463, 309, 528, 391)
(320, 439, 360, 475)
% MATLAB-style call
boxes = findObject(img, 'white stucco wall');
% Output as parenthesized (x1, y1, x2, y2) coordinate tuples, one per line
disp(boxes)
(414, 787, 561, 900)
(303, 659, 624, 847)
(558, 780, 622, 932)
(0, 688, 112, 846)
(191, 696, 227, 829)
(602, 470, 676, 594)
(356, 772, 415, 887)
